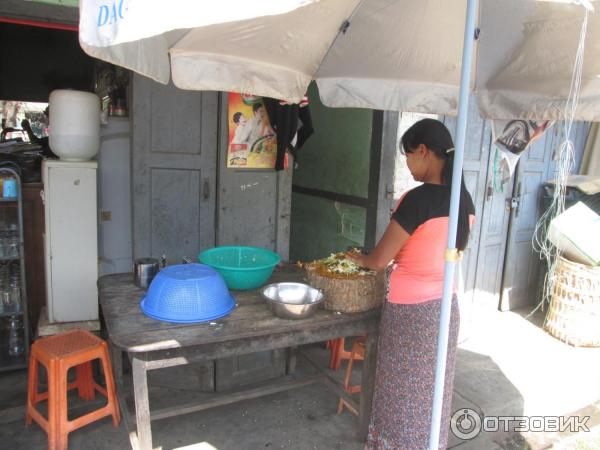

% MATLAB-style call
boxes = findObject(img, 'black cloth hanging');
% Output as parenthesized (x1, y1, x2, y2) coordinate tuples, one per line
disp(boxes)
(262, 97, 314, 170)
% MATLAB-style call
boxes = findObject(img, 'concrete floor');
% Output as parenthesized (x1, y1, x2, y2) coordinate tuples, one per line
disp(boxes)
(454, 307, 600, 450)
(1, 307, 599, 450)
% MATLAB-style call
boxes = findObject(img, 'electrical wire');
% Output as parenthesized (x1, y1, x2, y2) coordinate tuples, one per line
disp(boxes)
(529, 7, 589, 318)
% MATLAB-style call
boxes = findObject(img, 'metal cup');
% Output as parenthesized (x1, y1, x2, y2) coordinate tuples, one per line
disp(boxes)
(134, 258, 160, 288)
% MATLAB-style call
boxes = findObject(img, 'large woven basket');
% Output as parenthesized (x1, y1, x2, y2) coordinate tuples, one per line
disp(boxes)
(544, 256, 600, 347)
(305, 265, 384, 313)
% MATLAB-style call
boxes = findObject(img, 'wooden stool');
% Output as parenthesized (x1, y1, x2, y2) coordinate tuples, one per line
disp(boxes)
(337, 336, 366, 416)
(26, 329, 120, 450)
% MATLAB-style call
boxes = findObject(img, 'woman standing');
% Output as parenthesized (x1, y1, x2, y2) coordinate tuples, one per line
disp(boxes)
(348, 118, 475, 449)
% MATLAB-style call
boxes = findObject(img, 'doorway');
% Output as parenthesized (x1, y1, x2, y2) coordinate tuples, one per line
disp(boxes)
(385, 108, 590, 325)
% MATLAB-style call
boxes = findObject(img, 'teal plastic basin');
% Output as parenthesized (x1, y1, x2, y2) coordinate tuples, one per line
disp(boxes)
(198, 246, 280, 290)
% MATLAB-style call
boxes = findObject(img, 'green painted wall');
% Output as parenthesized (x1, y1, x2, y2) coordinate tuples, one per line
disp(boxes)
(289, 194, 366, 262)
(292, 84, 372, 198)
(290, 84, 373, 262)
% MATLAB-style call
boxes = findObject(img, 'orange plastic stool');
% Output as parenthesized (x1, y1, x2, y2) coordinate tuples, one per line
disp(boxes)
(328, 336, 365, 371)
(337, 336, 366, 416)
(26, 329, 121, 450)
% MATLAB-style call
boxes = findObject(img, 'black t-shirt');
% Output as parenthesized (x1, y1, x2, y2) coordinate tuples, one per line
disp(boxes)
(392, 183, 475, 234)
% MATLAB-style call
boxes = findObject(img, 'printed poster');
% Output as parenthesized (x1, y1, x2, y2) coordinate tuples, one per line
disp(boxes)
(227, 93, 277, 168)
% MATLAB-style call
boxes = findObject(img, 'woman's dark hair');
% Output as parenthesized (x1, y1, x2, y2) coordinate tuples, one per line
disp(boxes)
(232, 112, 243, 124)
(401, 118, 472, 251)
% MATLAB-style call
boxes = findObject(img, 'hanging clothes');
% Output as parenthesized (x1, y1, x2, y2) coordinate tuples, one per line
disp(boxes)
(262, 96, 314, 170)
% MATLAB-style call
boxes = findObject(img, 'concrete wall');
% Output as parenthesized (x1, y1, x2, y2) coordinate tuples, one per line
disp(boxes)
(97, 116, 133, 275)
(289, 84, 373, 262)
(216, 94, 293, 261)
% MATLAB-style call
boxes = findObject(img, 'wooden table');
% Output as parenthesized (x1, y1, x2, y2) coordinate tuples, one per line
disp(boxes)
(99, 266, 380, 450)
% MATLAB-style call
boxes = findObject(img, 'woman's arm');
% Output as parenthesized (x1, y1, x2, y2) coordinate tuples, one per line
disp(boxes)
(347, 220, 410, 271)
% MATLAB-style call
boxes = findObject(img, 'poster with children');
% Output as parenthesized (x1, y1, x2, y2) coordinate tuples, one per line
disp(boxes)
(227, 93, 277, 168)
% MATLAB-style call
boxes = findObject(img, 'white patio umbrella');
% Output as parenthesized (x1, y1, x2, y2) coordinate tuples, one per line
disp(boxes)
(80, 0, 600, 120)
(79, 1, 598, 448)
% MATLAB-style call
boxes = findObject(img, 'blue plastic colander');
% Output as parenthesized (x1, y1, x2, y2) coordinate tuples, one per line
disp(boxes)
(140, 263, 235, 323)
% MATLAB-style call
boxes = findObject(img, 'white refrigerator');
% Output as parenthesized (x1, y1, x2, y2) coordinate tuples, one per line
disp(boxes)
(42, 160, 99, 323)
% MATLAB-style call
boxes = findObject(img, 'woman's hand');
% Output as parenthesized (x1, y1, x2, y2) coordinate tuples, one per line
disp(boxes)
(346, 221, 410, 271)
(346, 250, 367, 268)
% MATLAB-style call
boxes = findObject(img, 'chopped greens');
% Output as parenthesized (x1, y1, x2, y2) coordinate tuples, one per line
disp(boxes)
(320, 253, 371, 275)
(300, 252, 374, 278)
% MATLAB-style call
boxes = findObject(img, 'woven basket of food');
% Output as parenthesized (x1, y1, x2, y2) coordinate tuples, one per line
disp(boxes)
(543, 255, 600, 347)
(301, 252, 384, 313)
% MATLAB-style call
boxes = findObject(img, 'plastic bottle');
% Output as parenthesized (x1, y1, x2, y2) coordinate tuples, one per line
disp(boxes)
(49, 89, 101, 161)
(8, 315, 24, 357)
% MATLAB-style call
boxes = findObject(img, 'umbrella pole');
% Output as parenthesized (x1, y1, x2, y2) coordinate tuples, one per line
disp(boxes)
(428, 0, 479, 449)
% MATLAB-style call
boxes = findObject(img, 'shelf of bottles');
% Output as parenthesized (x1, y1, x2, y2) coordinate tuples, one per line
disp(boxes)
(0, 166, 29, 371)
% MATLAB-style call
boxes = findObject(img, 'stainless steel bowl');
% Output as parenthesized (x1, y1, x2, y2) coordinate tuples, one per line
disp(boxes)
(261, 282, 324, 319)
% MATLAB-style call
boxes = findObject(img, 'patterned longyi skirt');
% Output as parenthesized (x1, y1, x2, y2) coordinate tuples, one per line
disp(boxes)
(366, 295, 460, 450)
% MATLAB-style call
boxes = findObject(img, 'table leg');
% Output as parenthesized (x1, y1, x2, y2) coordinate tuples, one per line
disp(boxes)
(286, 346, 297, 375)
(357, 332, 378, 441)
(110, 342, 123, 388)
(132, 356, 153, 450)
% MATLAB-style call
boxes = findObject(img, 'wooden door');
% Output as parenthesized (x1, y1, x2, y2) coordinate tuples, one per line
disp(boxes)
(467, 144, 512, 315)
(500, 122, 590, 310)
(442, 99, 493, 326)
(131, 75, 218, 262)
